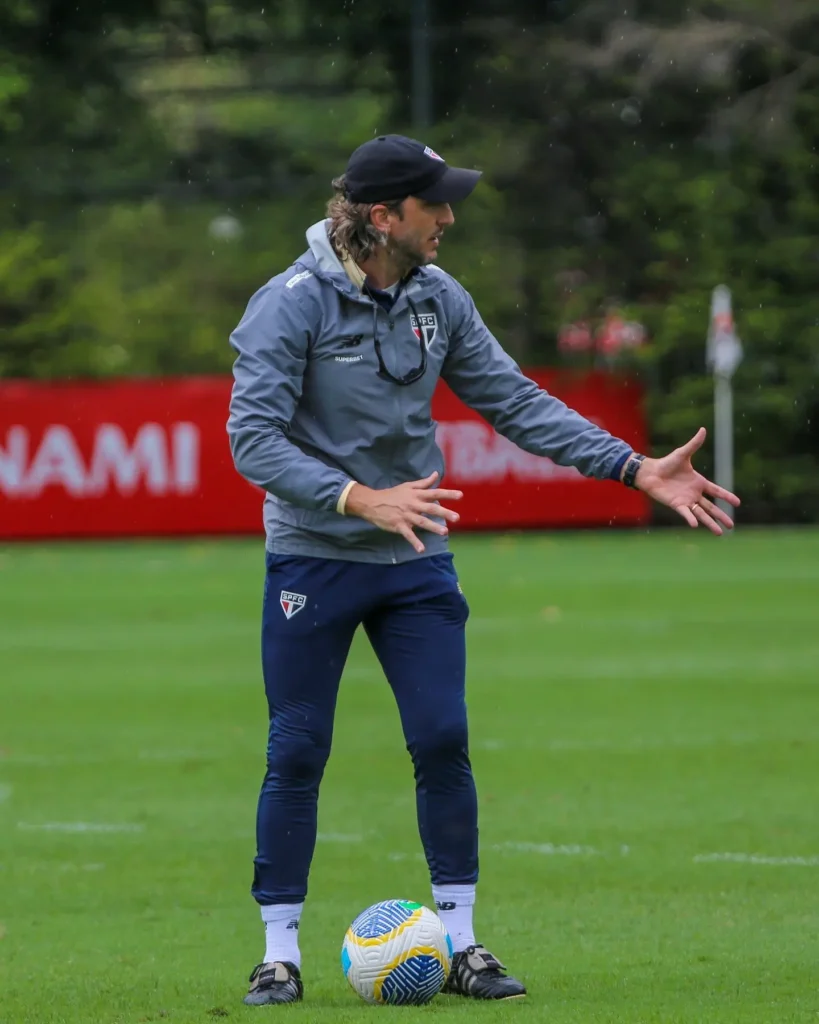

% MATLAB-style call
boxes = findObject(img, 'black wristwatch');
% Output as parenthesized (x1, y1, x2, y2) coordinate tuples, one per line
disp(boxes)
(622, 453, 646, 488)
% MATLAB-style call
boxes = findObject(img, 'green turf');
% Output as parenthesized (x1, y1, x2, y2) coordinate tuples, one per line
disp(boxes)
(1, 529, 818, 1023)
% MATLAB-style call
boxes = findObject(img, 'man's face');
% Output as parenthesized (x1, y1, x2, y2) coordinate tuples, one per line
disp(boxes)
(379, 197, 455, 267)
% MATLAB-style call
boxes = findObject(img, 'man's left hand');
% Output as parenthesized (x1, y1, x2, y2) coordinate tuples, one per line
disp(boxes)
(630, 428, 740, 535)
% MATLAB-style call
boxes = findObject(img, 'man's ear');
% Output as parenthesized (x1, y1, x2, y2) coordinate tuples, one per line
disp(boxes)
(369, 204, 393, 233)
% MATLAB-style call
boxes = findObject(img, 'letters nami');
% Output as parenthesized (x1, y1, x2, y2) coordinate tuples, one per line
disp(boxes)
(0, 422, 199, 498)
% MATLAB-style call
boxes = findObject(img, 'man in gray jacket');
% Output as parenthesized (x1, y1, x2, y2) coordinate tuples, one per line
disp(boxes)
(228, 135, 739, 1006)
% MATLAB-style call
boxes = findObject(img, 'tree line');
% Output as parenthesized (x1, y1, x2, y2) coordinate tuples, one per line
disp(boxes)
(1, 0, 817, 521)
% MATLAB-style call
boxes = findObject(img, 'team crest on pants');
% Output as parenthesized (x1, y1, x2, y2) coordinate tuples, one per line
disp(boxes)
(411, 313, 438, 349)
(280, 591, 307, 619)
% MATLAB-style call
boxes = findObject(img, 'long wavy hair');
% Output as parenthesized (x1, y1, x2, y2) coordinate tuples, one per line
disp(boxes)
(326, 175, 405, 263)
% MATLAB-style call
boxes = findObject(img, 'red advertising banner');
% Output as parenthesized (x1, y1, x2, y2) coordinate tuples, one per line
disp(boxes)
(0, 373, 648, 540)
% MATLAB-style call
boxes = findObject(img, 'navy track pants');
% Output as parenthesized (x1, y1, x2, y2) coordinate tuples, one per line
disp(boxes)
(252, 551, 477, 905)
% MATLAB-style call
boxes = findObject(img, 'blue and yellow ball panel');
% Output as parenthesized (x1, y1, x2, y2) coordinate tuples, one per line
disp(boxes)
(378, 954, 447, 1005)
(348, 899, 422, 940)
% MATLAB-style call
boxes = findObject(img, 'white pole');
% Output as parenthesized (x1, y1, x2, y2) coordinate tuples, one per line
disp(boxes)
(714, 373, 734, 522)
(707, 285, 742, 526)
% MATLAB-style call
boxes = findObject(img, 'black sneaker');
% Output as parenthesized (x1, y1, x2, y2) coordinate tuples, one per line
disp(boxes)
(243, 961, 303, 1005)
(443, 945, 526, 1000)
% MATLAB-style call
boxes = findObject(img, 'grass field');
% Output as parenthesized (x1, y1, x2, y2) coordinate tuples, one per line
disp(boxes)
(1, 529, 818, 1024)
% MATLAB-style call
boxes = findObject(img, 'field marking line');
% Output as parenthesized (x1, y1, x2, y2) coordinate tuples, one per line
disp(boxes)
(470, 651, 819, 681)
(17, 821, 144, 834)
(2, 753, 120, 767)
(472, 731, 815, 754)
(493, 841, 600, 857)
(694, 852, 819, 867)
(316, 832, 364, 844)
(0, 784, 12, 803)
(12, 862, 111, 873)
(6, 730, 814, 768)
(2, 749, 237, 766)
(138, 749, 220, 761)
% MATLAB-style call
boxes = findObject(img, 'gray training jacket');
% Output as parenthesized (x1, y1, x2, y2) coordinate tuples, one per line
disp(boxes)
(227, 220, 633, 563)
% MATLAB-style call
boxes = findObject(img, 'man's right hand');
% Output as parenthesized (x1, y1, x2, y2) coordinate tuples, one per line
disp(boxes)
(344, 472, 462, 554)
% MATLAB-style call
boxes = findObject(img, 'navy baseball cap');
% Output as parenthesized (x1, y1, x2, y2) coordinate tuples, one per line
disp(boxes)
(344, 135, 482, 204)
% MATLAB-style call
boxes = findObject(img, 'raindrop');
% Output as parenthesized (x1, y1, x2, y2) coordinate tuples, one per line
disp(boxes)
(619, 99, 641, 127)
(577, 215, 605, 240)
(209, 215, 244, 241)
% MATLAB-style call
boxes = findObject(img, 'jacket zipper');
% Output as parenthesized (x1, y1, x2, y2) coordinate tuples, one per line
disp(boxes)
(385, 307, 403, 564)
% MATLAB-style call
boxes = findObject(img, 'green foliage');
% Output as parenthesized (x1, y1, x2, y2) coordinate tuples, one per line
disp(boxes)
(0, 61, 29, 130)
(0, 1, 817, 520)
(0, 223, 73, 379)
(63, 200, 322, 377)
(453, 5, 819, 521)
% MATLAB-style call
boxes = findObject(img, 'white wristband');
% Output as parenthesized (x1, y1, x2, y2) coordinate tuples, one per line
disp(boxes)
(336, 480, 356, 516)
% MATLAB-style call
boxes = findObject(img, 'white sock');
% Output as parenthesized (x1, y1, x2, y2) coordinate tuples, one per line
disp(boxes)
(432, 884, 476, 953)
(261, 903, 303, 969)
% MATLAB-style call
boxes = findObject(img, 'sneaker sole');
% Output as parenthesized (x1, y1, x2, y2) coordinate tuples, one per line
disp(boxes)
(442, 991, 527, 1000)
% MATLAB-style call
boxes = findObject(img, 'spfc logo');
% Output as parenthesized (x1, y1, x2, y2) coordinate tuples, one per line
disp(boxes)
(424, 146, 444, 162)
(280, 590, 307, 619)
(411, 313, 438, 349)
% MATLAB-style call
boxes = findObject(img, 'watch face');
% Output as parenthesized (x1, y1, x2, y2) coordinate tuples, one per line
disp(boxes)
(624, 455, 643, 487)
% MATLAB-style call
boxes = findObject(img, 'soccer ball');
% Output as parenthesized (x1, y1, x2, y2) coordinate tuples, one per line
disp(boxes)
(341, 899, 453, 1005)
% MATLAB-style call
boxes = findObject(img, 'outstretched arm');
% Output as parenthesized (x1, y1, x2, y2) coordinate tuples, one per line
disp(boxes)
(441, 281, 632, 481)
(441, 281, 740, 532)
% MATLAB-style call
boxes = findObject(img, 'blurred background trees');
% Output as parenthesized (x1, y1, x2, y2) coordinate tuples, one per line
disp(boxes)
(1, 0, 817, 520)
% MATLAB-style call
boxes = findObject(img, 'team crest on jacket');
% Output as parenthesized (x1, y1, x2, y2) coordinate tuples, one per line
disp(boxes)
(280, 590, 307, 619)
(411, 313, 438, 349)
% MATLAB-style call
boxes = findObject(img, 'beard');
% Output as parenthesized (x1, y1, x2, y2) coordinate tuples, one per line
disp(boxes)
(385, 233, 430, 273)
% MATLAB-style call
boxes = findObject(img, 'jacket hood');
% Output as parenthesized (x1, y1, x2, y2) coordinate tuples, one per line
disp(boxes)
(306, 219, 355, 286)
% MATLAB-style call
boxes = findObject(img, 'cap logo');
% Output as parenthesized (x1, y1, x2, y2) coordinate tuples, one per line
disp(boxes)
(423, 146, 444, 162)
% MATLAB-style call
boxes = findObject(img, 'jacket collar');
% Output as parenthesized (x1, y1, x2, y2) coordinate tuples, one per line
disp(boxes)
(304, 220, 447, 308)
